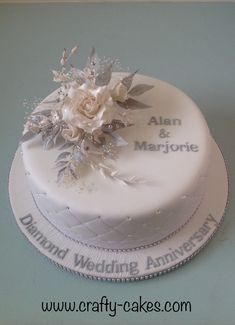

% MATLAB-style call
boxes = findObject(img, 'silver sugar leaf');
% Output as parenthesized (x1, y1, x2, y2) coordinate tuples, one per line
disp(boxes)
(116, 101, 129, 109)
(108, 132, 128, 147)
(128, 84, 154, 96)
(86, 46, 96, 67)
(43, 137, 54, 150)
(55, 160, 69, 168)
(68, 163, 78, 179)
(41, 126, 53, 141)
(57, 167, 67, 183)
(31, 109, 52, 117)
(95, 63, 113, 86)
(70, 68, 86, 85)
(43, 126, 60, 149)
(53, 126, 63, 145)
(70, 45, 79, 55)
(29, 114, 48, 125)
(42, 99, 60, 104)
(120, 98, 151, 109)
(86, 47, 100, 71)
(102, 120, 134, 134)
(21, 131, 38, 143)
(73, 150, 88, 164)
(55, 151, 71, 162)
(102, 123, 115, 133)
(111, 119, 126, 129)
(59, 142, 74, 150)
(95, 162, 146, 186)
(121, 70, 138, 90)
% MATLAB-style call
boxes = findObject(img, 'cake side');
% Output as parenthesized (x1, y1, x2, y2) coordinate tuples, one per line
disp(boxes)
(21, 74, 211, 249)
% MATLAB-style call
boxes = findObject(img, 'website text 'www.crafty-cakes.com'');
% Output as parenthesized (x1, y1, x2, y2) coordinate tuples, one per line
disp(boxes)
(41, 296, 192, 317)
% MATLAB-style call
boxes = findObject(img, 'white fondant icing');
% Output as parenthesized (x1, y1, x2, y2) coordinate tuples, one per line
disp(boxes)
(21, 74, 211, 249)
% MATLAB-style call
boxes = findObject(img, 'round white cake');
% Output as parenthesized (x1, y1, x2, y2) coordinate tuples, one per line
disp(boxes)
(21, 74, 211, 250)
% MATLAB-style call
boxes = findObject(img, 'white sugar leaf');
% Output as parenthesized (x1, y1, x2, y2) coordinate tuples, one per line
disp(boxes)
(128, 84, 154, 96)
(71, 45, 79, 55)
(51, 69, 69, 83)
(118, 179, 128, 186)
(111, 170, 118, 177)
(60, 49, 68, 66)
(128, 176, 137, 182)
(89, 163, 96, 171)
(52, 70, 59, 76)
(60, 58, 66, 66)
(98, 163, 111, 171)
(62, 48, 67, 59)
(99, 168, 106, 179)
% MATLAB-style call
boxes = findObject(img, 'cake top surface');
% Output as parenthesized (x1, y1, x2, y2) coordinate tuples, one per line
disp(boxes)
(22, 73, 210, 218)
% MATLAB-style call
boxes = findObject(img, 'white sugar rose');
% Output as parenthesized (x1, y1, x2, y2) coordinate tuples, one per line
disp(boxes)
(111, 82, 128, 103)
(62, 84, 118, 133)
(62, 124, 84, 142)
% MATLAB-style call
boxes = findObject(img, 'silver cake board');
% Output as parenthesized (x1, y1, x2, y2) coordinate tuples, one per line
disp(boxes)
(9, 139, 228, 282)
